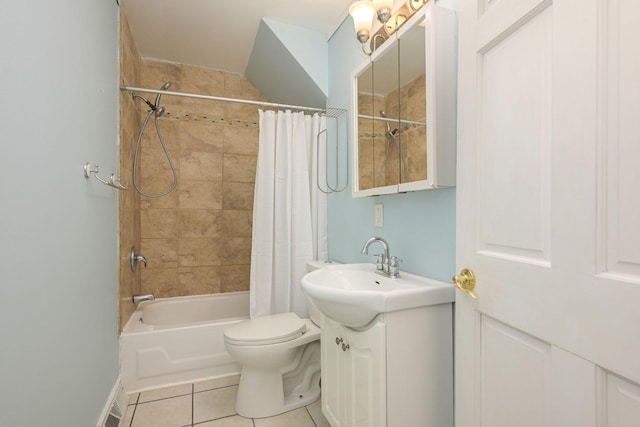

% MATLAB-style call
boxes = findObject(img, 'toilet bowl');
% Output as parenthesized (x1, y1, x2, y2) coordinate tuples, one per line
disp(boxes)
(224, 260, 331, 418)
(224, 311, 321, 418)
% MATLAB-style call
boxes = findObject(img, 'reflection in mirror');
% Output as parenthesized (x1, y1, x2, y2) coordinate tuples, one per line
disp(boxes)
(398, 20, 426, 184)
(357, 62, 375, 190)
(356, 42, 401, 190)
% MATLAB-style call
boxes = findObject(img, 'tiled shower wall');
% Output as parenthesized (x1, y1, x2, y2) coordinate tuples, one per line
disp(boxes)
(118, 11, 266, 330)
(119, 10, 142, 331)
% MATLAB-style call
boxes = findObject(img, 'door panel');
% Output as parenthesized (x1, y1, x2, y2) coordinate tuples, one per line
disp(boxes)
(605, 374, 640, 426)
(480, 316, 551, 427)
(601, 0, 640, 279)
(478, 5, 552, 265)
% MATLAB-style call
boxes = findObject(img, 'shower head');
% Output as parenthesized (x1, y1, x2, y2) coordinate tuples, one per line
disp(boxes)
(154, 81, 172, 111)
(380, 110, 392, 135)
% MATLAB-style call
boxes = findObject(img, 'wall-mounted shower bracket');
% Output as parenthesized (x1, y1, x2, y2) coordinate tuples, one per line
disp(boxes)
(84, 162, 128, 191)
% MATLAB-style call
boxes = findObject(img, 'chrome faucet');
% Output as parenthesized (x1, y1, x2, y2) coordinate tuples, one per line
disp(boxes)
(130, 247, 147, 272)
(361, 236, 390, 274)
(132, 294, 155, 304)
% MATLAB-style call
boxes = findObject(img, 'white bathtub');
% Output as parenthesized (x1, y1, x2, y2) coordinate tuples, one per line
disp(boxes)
(120, 291, 249, 392)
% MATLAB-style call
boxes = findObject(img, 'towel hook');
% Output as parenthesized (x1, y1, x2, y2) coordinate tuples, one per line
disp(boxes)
(83, 162, 128, 191)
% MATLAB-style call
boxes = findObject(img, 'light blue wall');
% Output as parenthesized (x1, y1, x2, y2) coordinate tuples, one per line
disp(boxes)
(245, 19, 328, 109)
(262, 18, 328, 96)
(326, 18, 456, 282)
(0, 1, 119, 426)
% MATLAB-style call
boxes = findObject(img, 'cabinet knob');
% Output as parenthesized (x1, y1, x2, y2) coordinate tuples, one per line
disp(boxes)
(342, 343, 350, 351)
(336, 337, 343, 345)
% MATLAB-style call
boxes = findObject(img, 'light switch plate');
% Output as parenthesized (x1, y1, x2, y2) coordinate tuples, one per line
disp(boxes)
(375, 203, 384, 227)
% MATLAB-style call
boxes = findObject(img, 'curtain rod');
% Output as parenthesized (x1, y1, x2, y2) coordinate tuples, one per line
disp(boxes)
(119, 85, 327, 114)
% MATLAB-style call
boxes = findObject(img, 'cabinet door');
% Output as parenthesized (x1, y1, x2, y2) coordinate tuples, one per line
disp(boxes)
(344, 322, 386, 427)
(321, 318, 345, 426)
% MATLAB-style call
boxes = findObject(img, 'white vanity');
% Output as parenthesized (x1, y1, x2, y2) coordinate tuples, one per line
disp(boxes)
(302, 263, 454, 426)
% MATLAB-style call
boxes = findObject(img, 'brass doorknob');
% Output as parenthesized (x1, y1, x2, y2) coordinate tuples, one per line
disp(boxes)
(452, 268, 478, 299)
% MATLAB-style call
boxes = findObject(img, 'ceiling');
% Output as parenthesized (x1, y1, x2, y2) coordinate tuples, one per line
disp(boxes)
(121, 0, 355, 75)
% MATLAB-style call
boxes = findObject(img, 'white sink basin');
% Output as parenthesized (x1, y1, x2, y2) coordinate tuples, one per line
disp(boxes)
(301, 263, 454, 328)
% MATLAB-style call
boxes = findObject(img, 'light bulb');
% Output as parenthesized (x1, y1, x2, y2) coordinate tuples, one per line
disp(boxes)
(349, 1, 376, 43)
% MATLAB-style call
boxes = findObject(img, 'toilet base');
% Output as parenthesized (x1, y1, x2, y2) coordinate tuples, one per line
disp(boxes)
(235, 342, 321, 418)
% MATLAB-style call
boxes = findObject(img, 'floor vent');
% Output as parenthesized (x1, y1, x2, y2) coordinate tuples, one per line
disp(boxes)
(100, 383, 129, 427)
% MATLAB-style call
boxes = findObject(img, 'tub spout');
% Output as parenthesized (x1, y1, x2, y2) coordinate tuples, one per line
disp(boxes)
(132, 294, 155, 304)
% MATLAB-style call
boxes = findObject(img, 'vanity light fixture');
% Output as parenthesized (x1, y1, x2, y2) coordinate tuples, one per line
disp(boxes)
(373, 0, 393, 23)
(349, 0, 429, 55)
(349, 1, 376, 45)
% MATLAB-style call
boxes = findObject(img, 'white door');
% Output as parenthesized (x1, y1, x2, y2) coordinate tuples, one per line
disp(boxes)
(455, 0, 640, 425)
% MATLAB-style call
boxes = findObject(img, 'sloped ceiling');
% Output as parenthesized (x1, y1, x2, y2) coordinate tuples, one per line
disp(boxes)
(121, 0, 353, 75)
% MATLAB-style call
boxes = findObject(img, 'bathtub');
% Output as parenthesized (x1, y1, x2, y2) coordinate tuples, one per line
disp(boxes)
(120, 291, 249, 392)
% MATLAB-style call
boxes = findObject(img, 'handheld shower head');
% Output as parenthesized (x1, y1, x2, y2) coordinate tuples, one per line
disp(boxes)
(154, 81, 171, 111)
(380, 110, 392, 135)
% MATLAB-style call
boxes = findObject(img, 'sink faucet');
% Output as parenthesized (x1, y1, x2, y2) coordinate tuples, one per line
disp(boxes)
(361, 236, 390, 274)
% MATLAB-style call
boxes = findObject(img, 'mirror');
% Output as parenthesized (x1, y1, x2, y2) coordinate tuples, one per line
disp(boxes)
(352, 3, 457, 197)
(356, 41, 400, 191)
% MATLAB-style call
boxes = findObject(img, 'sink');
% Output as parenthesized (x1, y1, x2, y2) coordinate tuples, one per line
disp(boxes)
(301, 263, 454, 328)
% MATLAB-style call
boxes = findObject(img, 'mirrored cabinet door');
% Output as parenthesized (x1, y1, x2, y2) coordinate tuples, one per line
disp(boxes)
(398, 18, 426, 186)
(351, 2, 458, 197)
(371, 41, 400, 190)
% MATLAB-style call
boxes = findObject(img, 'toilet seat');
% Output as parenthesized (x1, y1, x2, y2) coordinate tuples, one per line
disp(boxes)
(224, 312, 307, 346)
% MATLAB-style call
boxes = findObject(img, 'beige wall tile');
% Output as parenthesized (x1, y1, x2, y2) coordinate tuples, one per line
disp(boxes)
(178, 209, 221, 238)
(178, 237, 221, 267)
(140, 209, 177, 238)
(219, 210, 252, 237)
(220, 238, 252, 265)
(180, 180, 223, 209)
(139, 147, 180, 181)
(180, 151, 223, 181)
(221, 264, 251, 293)
(222, 182, 254, 210)
(140, 238, 178, 269)
(178, 266, 222, 295)
(179, 121, 224, 154)
(223, 125, 259, 156)
(140, 268, 180, 297)
(139, 179, 179, 209)
(223, 154, 256, 183)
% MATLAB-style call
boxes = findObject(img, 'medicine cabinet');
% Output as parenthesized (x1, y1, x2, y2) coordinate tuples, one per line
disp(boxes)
(351, 2, 457, 197)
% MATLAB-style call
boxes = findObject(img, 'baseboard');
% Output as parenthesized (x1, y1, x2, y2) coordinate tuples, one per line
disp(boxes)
(97, 377, 130, 427)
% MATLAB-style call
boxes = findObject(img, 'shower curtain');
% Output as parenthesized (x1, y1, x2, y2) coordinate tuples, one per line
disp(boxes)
(250, 110, 327, 319)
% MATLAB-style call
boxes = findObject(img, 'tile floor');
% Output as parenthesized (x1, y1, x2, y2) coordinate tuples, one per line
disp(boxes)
(123, 375, 330, 427)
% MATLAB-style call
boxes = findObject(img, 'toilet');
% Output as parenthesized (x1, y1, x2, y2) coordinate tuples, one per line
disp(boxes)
(223, 261, 328, 418)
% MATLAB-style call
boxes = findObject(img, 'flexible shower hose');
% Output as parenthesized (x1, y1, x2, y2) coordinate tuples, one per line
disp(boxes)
(132, 108, 178, 198)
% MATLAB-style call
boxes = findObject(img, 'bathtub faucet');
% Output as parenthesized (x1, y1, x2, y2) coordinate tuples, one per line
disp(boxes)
(132, 294, 155, 304)
(130, 246, 147, 272)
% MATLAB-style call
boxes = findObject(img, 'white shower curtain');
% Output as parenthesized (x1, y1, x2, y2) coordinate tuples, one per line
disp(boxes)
(250, 110, 327, 319)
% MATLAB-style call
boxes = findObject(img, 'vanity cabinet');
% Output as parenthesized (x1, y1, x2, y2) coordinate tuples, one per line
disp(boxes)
(320, 304, 454, 427)
(321, 317, 386, 426)
(352, 1, 458, 197)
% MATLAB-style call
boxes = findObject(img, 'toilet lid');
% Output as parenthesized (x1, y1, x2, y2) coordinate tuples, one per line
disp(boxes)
(224, 312, 307, 346)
